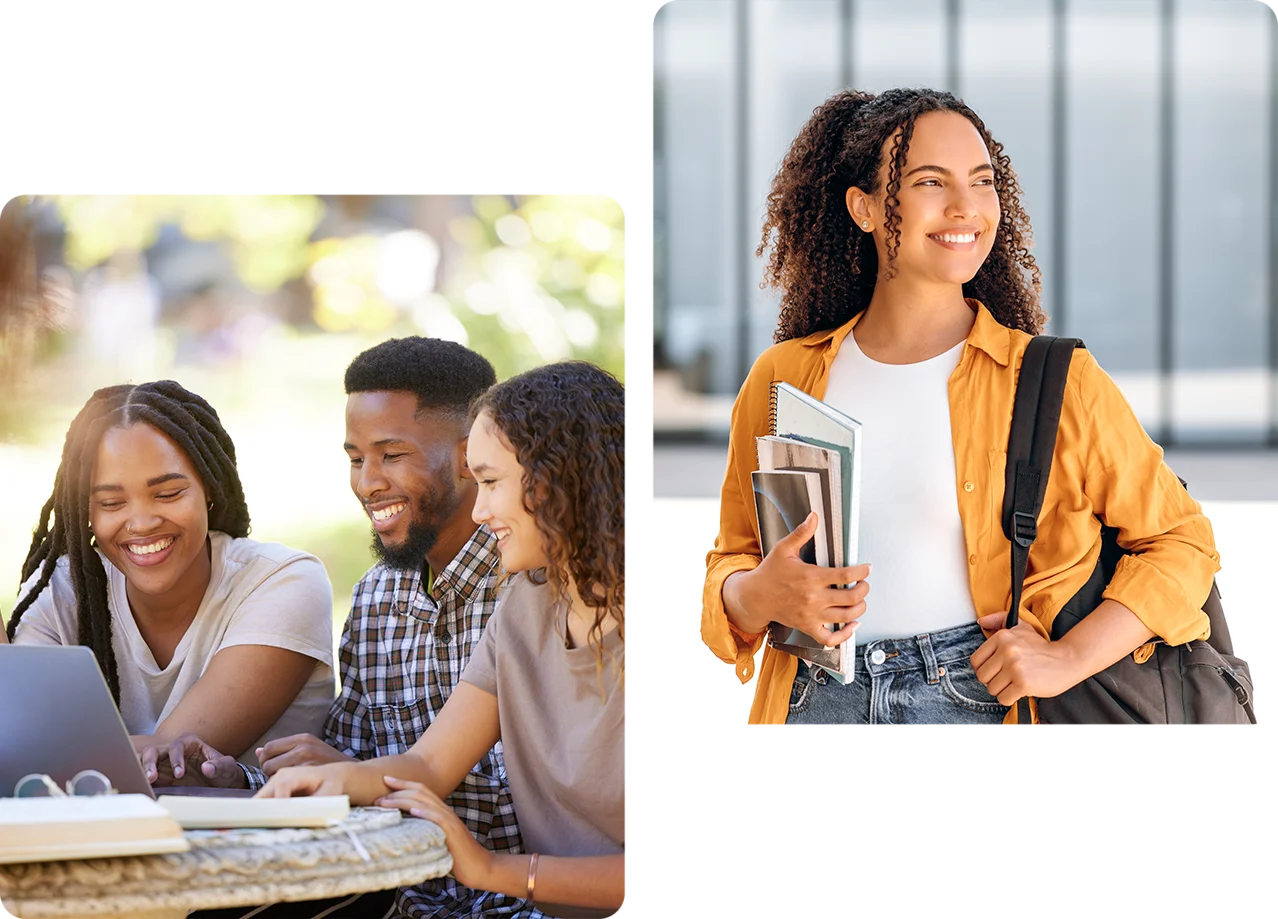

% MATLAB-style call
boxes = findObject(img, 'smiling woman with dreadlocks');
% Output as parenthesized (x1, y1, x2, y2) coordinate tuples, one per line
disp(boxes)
(7, 380, 335, 779)
(702, 87, 1220, 725)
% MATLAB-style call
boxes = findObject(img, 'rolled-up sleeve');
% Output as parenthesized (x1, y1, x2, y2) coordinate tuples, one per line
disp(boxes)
(1076, 352, 1219, 645)
(702, 349, 780, 682)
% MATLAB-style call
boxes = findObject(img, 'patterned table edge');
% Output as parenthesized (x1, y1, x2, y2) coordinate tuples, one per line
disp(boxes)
(1, 808, 453, 917)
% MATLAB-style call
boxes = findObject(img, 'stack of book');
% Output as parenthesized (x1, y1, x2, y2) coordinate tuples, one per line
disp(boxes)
(751, 381, 863, 682)
(0, 794, 190, 864)
(0, 794, 354, 865)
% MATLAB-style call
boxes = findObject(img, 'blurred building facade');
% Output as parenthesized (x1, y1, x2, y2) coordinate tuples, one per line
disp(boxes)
(654, 0, 1277, 446)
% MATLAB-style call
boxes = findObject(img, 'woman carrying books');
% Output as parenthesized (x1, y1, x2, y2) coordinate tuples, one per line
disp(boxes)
(6, 381, 336, 768)
(702, 88, 1220, 725)
(260, 361, 625, 919)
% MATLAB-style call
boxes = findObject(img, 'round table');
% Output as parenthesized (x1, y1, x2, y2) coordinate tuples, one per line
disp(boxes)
(0, 807, 451, 919)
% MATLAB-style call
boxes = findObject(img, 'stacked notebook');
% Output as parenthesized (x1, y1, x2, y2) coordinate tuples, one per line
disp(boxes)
(752, 381, 863, 682)
(0, 795, 354, 865)
(0, 794, 190, 864)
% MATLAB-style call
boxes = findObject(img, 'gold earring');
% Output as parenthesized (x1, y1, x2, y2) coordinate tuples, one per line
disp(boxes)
(207, 501, 214, 511)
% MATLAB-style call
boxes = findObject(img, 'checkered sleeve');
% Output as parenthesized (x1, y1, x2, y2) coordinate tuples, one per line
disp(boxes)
(397, 885, 547, 919)
(321, 590, 377, 760)
(236, 763, 267, 791)
(444, 744, 522, 854)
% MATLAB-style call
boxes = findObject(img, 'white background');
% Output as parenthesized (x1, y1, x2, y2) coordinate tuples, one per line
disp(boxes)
(639, 495, 1278, 904)
(3, 2, 1278, 918)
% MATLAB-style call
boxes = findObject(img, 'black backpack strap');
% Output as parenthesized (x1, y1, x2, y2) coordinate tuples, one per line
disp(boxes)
(1001, 335, 1083, 723)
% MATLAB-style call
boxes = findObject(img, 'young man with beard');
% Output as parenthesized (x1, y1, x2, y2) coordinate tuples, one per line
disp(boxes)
(172, 338, 540, 919)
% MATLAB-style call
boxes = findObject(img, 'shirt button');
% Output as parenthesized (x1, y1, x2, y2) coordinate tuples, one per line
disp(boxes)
(963, 481, 975, 493)
(969, 554, 977, 566)
(870, 649, 886, 665)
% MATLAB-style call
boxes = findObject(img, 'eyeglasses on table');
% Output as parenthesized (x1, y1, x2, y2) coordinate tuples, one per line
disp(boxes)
(13, 770, 117, 798)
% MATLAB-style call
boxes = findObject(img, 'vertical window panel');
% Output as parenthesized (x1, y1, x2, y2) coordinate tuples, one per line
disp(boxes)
(1170, 0, 1270, 443)
(957, 0, 1054, 336)
(745, 1, 843, 360)
(1064, 0, 1162, 429)
(655, 0, 738, 394)
(850, 0, 948, 91)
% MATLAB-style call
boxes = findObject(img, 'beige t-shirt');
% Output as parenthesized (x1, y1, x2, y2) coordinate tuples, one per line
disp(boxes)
(462, 572, 624, 919)
(14, 531, 336, 765)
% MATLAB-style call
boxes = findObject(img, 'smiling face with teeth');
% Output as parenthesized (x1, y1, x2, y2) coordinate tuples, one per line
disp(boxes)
(89, 422, 213, 620)
(344, 390, 476, 574)
(849, 109, 1000, 289)
(466, 411, 547, 575)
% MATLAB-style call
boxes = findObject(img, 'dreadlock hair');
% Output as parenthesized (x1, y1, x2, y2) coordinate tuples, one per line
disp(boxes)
(760, 87, 1046, 342)
(7, 381, 251, 703)
(344, 336, 497, 424)
(470, 361, 624, 681)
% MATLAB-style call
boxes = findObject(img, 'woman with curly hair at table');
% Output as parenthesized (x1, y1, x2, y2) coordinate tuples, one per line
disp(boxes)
(261, 360, 624, 919)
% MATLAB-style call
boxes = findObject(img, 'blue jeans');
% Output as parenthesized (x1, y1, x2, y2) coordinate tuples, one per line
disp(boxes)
(784, 621, 1010, 724)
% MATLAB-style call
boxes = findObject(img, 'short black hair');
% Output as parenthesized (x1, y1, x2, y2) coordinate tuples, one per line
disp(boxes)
(344, 337, 496, 422)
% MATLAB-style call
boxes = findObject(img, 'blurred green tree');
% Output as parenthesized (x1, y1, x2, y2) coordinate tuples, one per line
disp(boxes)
(442, 195, 625, 381)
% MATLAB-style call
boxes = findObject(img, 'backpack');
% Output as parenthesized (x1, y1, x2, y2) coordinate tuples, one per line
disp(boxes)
(1001, 335, 1256, 724)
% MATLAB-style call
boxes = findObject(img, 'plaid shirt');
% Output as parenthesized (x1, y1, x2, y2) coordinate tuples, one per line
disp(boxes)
(246, 527, 542, 918)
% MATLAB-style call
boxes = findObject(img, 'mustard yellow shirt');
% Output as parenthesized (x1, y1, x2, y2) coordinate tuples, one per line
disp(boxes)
(702, 301, 1220, 724)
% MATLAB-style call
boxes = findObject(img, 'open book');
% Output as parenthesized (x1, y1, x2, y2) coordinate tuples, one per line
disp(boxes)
(156, 794, 350, 829)
(754, 381, 863, 682)
(0, 793, 190, 864)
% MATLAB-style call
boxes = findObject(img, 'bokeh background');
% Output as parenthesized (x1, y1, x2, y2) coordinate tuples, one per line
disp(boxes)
(652, 0, 1277, 721)
(0, 194, 625, 641)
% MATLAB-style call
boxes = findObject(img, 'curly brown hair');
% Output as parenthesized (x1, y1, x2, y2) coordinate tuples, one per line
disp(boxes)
(470, 360, 624, 674)
(760, 87, 1046, 342)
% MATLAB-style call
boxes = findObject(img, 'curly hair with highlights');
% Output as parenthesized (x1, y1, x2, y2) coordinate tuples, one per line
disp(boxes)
(470, 361, 624, 674)
(760, 87, 1046, 342)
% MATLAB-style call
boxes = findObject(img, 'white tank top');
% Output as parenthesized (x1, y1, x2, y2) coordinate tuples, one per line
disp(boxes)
(823, 330, 978, 643)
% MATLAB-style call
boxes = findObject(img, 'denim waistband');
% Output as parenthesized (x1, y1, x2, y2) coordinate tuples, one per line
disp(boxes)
(848, 620, 988, 682)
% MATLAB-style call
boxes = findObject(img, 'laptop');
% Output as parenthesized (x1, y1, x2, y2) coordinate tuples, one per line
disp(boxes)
(0, 645, 252, 799)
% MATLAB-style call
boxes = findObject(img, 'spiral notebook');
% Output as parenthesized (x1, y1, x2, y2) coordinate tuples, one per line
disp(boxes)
(760, 381, 863, 681)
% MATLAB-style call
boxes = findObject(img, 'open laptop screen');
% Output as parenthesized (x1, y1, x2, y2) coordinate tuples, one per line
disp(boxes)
(0, 645, 156, 798)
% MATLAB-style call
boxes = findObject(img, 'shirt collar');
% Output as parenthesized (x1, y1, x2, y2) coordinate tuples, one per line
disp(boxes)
(797, 298, 1012, 367)
(388, 526, 500, 616)
(431, 525, 500, 603)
